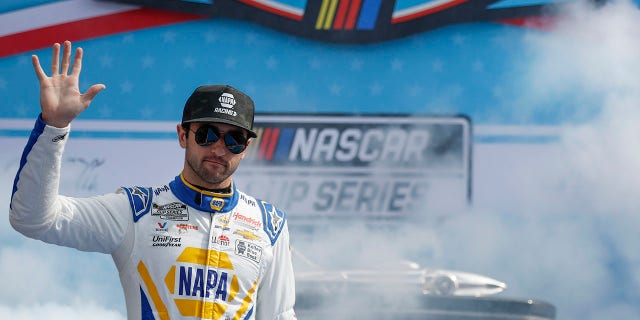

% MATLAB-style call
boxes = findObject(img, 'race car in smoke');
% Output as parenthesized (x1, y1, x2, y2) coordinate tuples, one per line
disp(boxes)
(292, 248, 506, 298)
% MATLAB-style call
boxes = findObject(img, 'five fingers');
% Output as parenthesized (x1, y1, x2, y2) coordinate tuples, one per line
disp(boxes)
(37, 41, 79, 78)
(31, 55, 46, 82)
(33, 41, 105, 106)
(50, 42, 60, 76)
(61, 41, 72, 75)
(84, 84, 107, 104)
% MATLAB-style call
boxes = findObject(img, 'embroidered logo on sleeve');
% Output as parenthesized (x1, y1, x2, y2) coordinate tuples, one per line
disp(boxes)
(122, 186, 153, 222)
(52, 133, 67, 142)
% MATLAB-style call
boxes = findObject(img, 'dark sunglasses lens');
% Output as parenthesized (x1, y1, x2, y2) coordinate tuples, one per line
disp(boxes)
(194, 126, 220, 146)
(224, 133, 247, 154)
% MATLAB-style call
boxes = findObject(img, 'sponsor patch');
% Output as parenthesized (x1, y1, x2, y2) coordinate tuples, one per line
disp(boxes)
(234, 229, 261, 241)
(214, 215, 231, 230)
(155, 221, 168, 232)
(235, 240, 262, 264)
(152, 234, 182, 247)
(154, 185, 170, 196)
(210, 197, 225, 211)
(176, 223, 199, 232)
(212, 235, 231, 247)
(152, 202, 189, 221)
(231, 212, 262, 230)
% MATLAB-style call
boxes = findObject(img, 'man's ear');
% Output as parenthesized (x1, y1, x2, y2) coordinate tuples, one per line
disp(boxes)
(239, 138, 253, 159)
(177, 124, 187, 148)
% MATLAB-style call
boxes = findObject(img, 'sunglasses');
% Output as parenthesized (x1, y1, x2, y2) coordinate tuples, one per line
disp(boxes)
(190, 125, 248, 154)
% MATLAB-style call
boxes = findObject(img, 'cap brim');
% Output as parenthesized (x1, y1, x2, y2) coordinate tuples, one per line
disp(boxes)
(183, 117, 258, 138)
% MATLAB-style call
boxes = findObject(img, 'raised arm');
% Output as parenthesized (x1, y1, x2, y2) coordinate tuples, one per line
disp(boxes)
(10, 41, 130, 254)
(33, 40, 105, 127)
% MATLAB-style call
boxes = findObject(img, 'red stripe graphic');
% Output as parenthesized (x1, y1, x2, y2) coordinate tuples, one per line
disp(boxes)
(333, 0, 351, 29)
(392, 0, 467, 24)
(499, 17, 556, 30)
(238, 0, 304, 21)
(0, 8, 204, 58)
(265, 127, 280, 160)
(259, 128, 273, 160)
(345, 0, 362, 30)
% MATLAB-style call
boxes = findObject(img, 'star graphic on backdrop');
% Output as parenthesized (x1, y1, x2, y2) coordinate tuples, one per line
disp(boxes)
(283, 83, 298, 96)
(225, 57, 237, 69)
(369, 83, 383, 95)
(265, 56, 279, 70)
(391, 58, 404, 72)
(245, 32, 258, 45)
(407, 85, 423, 97)
(17, 55, 29, 65)
(98, 104, 112, 118)
(472, 60, 485, 72)
(100, 53, 113, 68)
(432, 59, 444, 72)
(410, 36, 426, 47)
(15, 102, 28, 117)
(122, 34, 134, 44)
(140, 105, 155, 119)
(163, 30, 177, 43)
(350, 58, 364, 71)
(309, 57, 322, 70)
(450, 84, 464, 96)
(183, 56, 196, 68)
(163, 81, 175, 94)
(452, 33, 466, 46)
(141, 55, 155, 69)
(492, 85, 504, 98)
(204, 30, 218, 43)
(329, 83, 342, 96)
(491, 31, 511, 48)
(244, 83, 257, 95)
(120, 80, 133, 93)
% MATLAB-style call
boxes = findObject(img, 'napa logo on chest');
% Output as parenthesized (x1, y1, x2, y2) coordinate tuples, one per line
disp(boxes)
(164, 247, 243, 318)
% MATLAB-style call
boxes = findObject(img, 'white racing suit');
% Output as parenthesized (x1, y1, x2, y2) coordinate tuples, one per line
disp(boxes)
(9, 117, 297, 320)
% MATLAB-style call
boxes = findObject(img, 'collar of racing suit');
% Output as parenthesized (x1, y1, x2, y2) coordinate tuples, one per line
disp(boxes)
(169, 173, 239, 213)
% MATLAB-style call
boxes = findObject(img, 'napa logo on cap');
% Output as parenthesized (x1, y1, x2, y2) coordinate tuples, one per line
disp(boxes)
(219, 93, 236, 109)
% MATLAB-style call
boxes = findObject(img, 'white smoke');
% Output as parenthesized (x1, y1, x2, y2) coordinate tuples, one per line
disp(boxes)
(293, 1, 640, 319)
(435, 1, 640, 318)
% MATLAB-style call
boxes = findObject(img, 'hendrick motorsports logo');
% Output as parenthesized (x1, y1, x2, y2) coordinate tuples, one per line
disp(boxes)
(236, 115, 472, 219)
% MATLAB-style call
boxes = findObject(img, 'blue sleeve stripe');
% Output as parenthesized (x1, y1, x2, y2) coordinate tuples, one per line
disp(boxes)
(10, 116, 46, 209)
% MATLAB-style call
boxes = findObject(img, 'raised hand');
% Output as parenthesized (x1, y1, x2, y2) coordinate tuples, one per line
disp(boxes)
(32, 41, 106, 128)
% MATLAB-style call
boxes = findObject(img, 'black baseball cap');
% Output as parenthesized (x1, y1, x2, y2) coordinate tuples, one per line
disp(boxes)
(182, 85, 257, 138)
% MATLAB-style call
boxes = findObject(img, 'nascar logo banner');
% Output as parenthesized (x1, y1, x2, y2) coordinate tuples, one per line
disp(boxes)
(236, 114, 472, 220)
(1, 114, 470, 221)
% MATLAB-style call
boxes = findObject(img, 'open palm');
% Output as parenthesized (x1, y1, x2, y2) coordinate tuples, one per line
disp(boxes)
(32, 41, 105, 128)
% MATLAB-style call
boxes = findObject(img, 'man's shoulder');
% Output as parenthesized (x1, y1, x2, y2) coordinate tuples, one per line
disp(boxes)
(238, 193, 287, 246)
(118, 183, 174, 223)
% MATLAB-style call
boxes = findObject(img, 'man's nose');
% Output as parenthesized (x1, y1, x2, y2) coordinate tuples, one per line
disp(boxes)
(209, 139, 228, 156)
